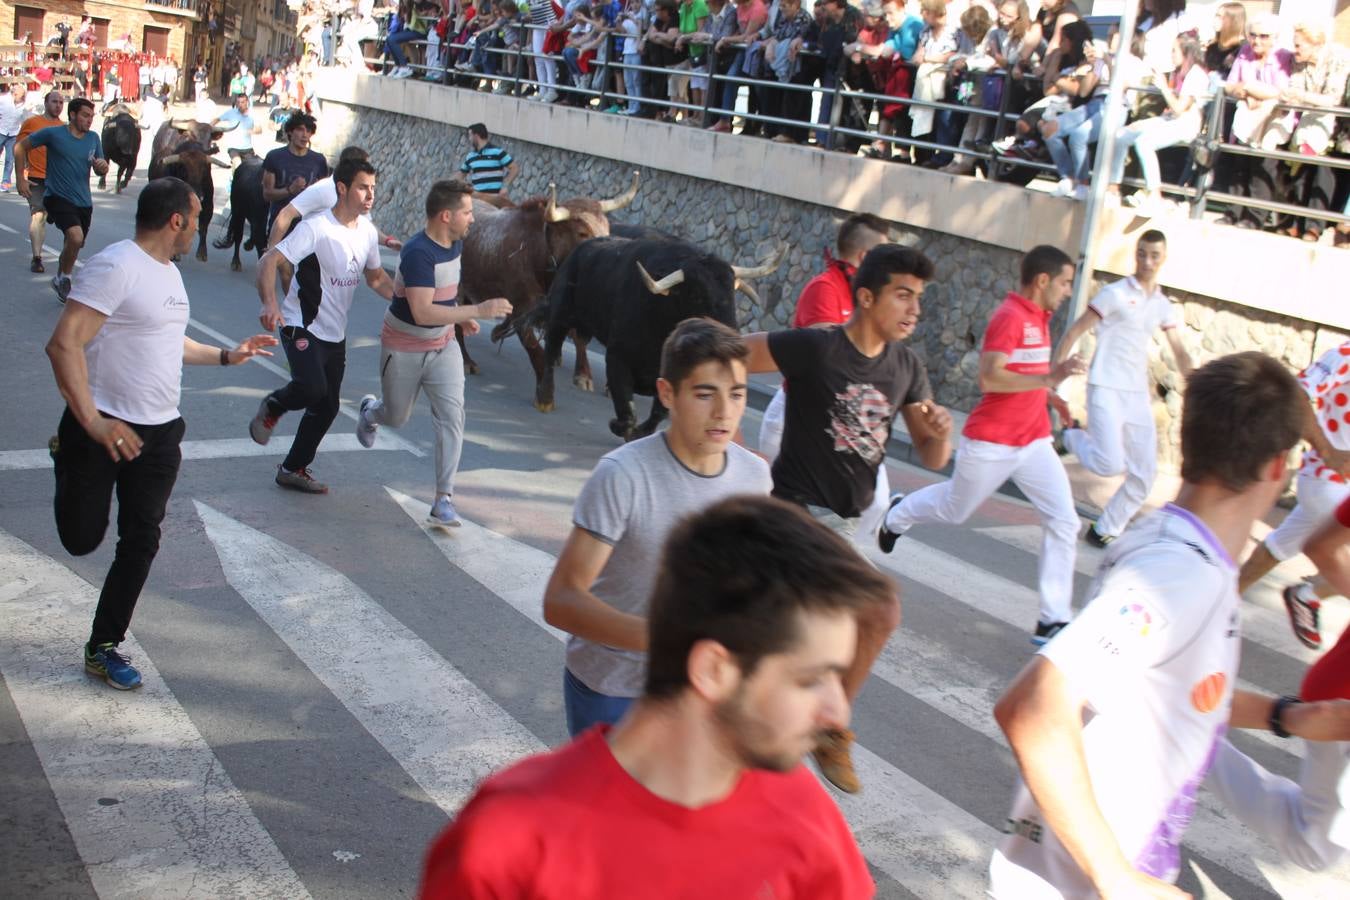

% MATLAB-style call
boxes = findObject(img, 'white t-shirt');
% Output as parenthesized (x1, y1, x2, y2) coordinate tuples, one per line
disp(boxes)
(73, 240, 190, 426)
(621, 18, 640, 55)
(277, 210, 380, 343)
(1167, 64, 1211, 130)
(1086, 276, 1180, 392)
(291, 177, 339, 218)
(989, 504, 1241, 899)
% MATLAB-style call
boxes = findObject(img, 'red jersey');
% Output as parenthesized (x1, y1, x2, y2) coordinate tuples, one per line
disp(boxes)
(419, 726, 874, 900)
(793, 259, 855, 328)
(963, 292, 1053, 447)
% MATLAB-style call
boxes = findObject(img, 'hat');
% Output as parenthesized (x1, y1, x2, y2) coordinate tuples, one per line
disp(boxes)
(862, 0, 885, 16)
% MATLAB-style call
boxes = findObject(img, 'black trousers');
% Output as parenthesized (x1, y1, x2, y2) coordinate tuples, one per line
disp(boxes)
(53, 408, 185, 648)
(269, 326, 346, 472)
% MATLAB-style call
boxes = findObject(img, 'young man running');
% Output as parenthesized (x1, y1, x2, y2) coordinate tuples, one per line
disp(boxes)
(15, 90, 64, 273)
(743, 243, 954, 793)
(15, 97, 109, 302)
(355, 180, 512, 526)
(263, 145, 402, 253)
(989, 352, 1312, 899)
(44, 178, 276, 689)
(1054, 230, 1194, 548)
(261, 113, 329, 237)
(423, 495, 884, 898)
(542, 318, 772, 737)
(878, 245, 1086, 645)
(250, 158, 395, 494)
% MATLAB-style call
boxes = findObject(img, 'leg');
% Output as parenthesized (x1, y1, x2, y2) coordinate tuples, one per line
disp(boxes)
(1248, 477, 1350, 592)
(1, 134, 15, 184)
(1238, 542, 1281, 594)
(1063, 386, 1128, 477)
(1094, 392, 1157, 539)
(886, 438, 1021, 533)
(606, 351, 638, 440)
(563, 668, 634, 737)
(59, 224, 86, 276)
(420, 346, 467, 498)
(855, 463, 890, 542)
(844, 582, 902, 702)
(281, 337, 346, 473)
(1009, 439, 1080, 625)
(52, 408, 119, 557)
(28, 205, 46, 261)
(571, 330, 593, 392)
(366, 348, 424, 429)
(633, 396, 668, 439)
(1109, 124, 1145, 186)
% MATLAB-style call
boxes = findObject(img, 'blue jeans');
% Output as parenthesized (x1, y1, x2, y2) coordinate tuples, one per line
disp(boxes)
(718, 49, 748, 124)
(562, 47, 584, 82)
(385, 28, 422, 67)
(1045, 97, 1105, 183)
(814, 68, 839, 147)
(563, 668, 633, 737)
(623, 52, 642, 113)
(0, 133, 16, 184)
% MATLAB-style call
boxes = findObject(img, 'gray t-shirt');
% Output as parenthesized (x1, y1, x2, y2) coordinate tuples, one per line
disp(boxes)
(566, 433, 773, 698)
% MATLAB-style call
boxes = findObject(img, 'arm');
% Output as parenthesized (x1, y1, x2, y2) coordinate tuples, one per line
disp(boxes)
(404, 287, 512, 326)
(45, 302, 143, 461)
(1163, 328, 1192, 379)
(266, 202, 301, 250)
(13, 137, 31, 197)
(364, 266, 396, 301)
(504, 159, 519, 187)
(898, 401, 953, 470)
(742, 331, 780, 374)
(1052, 309, 1100, 366)
(542, 527, 647, 651)
(1231, 688, 1350, 741)
(261, 169, 293, 206)
(256, 249, 285, 330)
(182, 333, 279, 366)
(978, 351, 1084, 394)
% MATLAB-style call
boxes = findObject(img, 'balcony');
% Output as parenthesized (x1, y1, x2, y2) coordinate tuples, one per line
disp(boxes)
(144, 0, 203, 19)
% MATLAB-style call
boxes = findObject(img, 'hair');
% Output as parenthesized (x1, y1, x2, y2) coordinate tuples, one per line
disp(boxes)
(1180, 353, 1303, 491)
(426, 178, 474, 218)
(467, 122, 489, 140)
(654, 0, 678, 16)
(919, 0, 946, 17)
(1020, 244, 1074, 287)
(659, 317, 750, 389)
(1001, 0, 1031, 43)
(337, 145, 370, 165)
(853, 245, 935, 298)
(1139, 0, 1186, 25)
(961, 5, 992, 43)
(334, 157, 376, 188)
(135, 177, 197, 231)
(1138, 228, 1167, 247)
(644, 496, 893, 699)
(1170, 31, 1203, 88)
(1216, 2, 1246, 46)
(1249, 13, 1281, 38)
(284, 112, 318, 135)
(1058, 19, 1094, 68)
(67, 97, 93, 118)
(1292, 20, 1329, 46)
(837, 213, 889, 257)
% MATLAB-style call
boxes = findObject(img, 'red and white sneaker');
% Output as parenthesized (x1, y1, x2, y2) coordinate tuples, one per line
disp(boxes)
(1283, 583, 1322, 650)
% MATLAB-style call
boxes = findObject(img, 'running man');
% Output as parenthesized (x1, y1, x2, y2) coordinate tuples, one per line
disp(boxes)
(743, 243, 953, 793)
(263, 145, 402, 253)
(989, 352, 1310, 899)
(422, 495, 884, 898)
(878, 245, 1086, 645)
(15, 97, 109, 303)
(355, 180, 512, 526)
(15, 90, 65, 274)
(261, 112, 329, 237)
(542, 318, 771, 737)
(1054, 230, 1193, 548)
(250, 157, 395, 494)
(44, 178, 276, 690)
(211, 93, 263, 164)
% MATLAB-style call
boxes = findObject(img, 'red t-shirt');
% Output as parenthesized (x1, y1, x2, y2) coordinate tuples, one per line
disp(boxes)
(793, 260, 855, 328)
(1299, 495, 1350, 703)
(419, 726, 873, 900)
(962, 292, 1053, 447)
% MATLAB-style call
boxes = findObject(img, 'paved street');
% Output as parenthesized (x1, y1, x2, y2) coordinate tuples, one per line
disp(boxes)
(1, 123, 1347, 899)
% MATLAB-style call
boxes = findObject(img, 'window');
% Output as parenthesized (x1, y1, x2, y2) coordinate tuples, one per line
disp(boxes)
(90, 17, 110, 48)
(13, 6, 44, 42)
(143, 25, 170, 56)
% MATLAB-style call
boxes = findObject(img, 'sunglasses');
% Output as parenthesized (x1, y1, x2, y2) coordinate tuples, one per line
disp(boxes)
(1249, 32, 1273, 38)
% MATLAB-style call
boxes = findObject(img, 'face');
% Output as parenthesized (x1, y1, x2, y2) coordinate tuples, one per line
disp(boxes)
(173, 194, 203, 256)
(44, 92, 63, 117)
(859, 272, 925, 342)
(70, 104, 94, 133)
(923, 9, 947, 29)
(1134, 240, 1166, 281)
(713, 610, 855, 772)
(236, 95, 249, 111)
(1172, 39, 1184, 68)
(339, 171, 376, 214)
(469, 131, 484, 150)
(288, 125, 313, 151)
(883, 1, 906, 29)
(1247, 27, 1273, 57)
(657, 359, 749, 455)
(1038, 264, 1075, 312)
(998, 2, 1017, 29)
(12, 86, 25, 104)
(780, 0, 801, 15)
(1292, 32, 1320, 64)
(445, 194, 475, 240)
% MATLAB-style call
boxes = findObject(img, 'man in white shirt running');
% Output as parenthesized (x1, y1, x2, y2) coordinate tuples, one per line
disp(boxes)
(44, 177, 276, 690)
(1053, 229, 1194, 548)
(265, 145, 402, 253)
(248, 157, 395, 494)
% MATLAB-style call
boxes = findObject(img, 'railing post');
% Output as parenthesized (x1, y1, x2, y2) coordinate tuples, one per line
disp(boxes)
(1190, 89, 1225, 221)
(825, 63, 845, 150)
(987, 68, 1013, 182)
(701, 50, 716, 126)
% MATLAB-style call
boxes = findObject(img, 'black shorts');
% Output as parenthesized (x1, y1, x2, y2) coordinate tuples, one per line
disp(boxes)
(44, 194, 93, 235)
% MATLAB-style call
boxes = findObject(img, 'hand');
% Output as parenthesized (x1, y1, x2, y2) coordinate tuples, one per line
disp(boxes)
(1098, 869, 1191, 899)
(92, 158, 109, 176)
(461, 318, 482, 336)
(715, 37, 728, 53)
(1285, 699, 1350, 742)
(1051, 355, 1087, 384)
(85, 415, 143, 462)
(1324, 447, 1350, 479)
(919, 402, 953, 439)
(259, 300, 283, 332)
(477, 297, 512, 318)
(1048, 392, 1073, 425)
(384, 236, 403, 251)
(16, 176, 31, 198)
(288, 176, 307, 194)
(789, 38, 802, 62)
(227, 333, 279, 364)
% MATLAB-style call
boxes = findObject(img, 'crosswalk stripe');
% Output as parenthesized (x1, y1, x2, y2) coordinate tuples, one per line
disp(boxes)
(975, 523, 1108, 577)
(193, 500, 544, 815)
(0, 527, 310, 899)
(0, 434, 408, 472)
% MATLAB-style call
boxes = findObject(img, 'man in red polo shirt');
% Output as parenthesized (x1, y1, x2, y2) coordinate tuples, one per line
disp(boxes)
(878, 245, 1086, 644)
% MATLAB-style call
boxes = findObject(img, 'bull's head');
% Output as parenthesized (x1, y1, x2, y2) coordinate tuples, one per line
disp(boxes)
(542, 171, 641, 223)
(637, 244, 787, 303)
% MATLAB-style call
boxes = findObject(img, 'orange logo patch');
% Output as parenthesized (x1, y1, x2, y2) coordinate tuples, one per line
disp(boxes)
(1190, 672, 1227, 714)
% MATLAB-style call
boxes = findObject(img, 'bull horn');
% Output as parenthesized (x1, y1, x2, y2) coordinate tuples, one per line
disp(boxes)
(211, 157, 231, 168)
(545, 183, 571, 223)
(734, 278, 762, 308)
(169, 118, 196, 130)
(731, 243, 788, 280)
(159, 154, 180, 166)
(597, 170, 640, 213)
(637, 262, 685, 295)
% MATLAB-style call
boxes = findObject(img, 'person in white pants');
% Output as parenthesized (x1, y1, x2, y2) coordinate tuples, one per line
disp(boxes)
(1053, 230, 1193, 548)
(878, 245, 1086, 644)
(526, 0, 560, 102)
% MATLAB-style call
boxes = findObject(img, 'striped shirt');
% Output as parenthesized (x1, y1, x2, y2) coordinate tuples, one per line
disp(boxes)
(527, 0, 558, 26)
(383, 231, 462, 352)
(460, 143, 515, 193)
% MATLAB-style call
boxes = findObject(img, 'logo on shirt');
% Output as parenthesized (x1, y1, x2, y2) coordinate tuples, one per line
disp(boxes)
(1118, 602, 1153, 637)
(827, 382, 894, 466)
(345, 254, 362, 274)
(1002, 816, 1044, 844)
(1022, 323, 1043, 345)
(163, 294, 188, 310)
(1189, 672, 1227, 714)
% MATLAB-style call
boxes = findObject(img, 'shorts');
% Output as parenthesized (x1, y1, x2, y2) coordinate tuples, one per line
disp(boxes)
(44, 194, 92, 235)
(1265, 473, 1350, 561)
(26, 178, 45, 215)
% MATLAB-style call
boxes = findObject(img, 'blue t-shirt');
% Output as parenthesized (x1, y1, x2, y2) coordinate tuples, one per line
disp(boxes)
(389, 231, 463, 326)
(263, 146, 330, 222)
(27, 125, 103, 207)
(217, 108, 256, 152)
(459, 144, 514, 193)
(885, 16, 925, 61)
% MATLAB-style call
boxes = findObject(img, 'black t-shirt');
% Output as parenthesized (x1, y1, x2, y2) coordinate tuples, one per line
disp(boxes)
(768, 327, 931, 519)
(1204, 40, 1242, 80)
(263, 146, 330, 223)
(1036, 1, 1080, 44)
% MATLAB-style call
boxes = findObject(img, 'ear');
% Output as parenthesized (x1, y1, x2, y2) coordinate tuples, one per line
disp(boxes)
(686, 639, 741, 704)
(656, 377, 677, 409)
(1266, 452, 1289, 484)
(855, 286, 874, 310)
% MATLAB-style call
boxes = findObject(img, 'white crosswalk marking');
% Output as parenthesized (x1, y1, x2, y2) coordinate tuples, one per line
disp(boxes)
(0, 434, 407, 472)
(0, 528, 310, 899)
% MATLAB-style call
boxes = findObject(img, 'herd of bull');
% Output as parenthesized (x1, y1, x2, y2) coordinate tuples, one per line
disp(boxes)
(93, 115, 786, 441)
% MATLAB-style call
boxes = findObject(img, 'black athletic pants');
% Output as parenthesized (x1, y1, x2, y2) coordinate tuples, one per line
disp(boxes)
(52, 407, 185, 648)
(268, 326, 346, 473)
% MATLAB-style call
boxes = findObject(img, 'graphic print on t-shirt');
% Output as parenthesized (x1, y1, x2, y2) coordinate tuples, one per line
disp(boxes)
(828, 383, 893, 466)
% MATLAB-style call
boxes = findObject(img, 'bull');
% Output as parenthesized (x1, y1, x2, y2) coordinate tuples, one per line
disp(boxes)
(457, 173, 640, 390)
(530, 237, 784, 441)
(97, 107, 140, 193)
(149, 119, 231, 262)
(211, 156, 267, 271)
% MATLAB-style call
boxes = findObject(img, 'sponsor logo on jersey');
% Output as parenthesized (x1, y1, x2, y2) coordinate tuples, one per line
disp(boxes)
(1022, 323, 1043, 345)
(1190, 672, 1227, 714)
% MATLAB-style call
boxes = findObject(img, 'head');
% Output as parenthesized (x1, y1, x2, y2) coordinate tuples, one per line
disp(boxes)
(919, 0, 947, 29)
(819, 0, 849, 24)
(780, 0, 802, 16)
(234, 93, 250, 112)
(1180, 353, 1303, 505)
(1133, 230, 1167, 282)
(882, 0, 907, 30)
(852, 244, 935, 342)
(10, 84, 25, 104)
(1019, 245, 1075, 311)
(1215, 1, 1246, 44)
(135, 177, 202, 256)
(337, 145, 370, 167)
(43, 90, 63, 118)
(426, 178, 475, 240)
(67, 97, 95, 133)
(836, 213, 890, 266)
(643, 495, 894, 771)
(1172, 31, 1203, 75)
(283, 112, 317, 151)
(1247, 14, 1280, 59)
(1059, 19, 1094, 67)
(960, 5, 992, 43)
(334, 158, 377, 215)
(655, 0, 678, 21)
(467, 122, 490, 151)
(1292, 21, 1328, 64)
(998, 0, 1029, 34)
(862, 0, 885, 27)
(656, 318, 750, 454)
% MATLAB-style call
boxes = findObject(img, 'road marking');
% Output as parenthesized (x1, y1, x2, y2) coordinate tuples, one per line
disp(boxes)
(194, 500, 543, 814)
(0, 434, 407, 472)
(975, 524, 1107, 578)
(0, 528, 310, 899)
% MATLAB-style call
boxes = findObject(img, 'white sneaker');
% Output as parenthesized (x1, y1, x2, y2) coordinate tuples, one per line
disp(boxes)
(1073, 184, 1089, 201)
(356, 395, 378, 449)
(542, 89, 559, 103)
(1052, 177, 1075, 198)
(390, 67, 413, 79)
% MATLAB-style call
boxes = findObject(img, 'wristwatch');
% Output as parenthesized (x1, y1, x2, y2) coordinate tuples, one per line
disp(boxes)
(1270, 694, 1303, 739)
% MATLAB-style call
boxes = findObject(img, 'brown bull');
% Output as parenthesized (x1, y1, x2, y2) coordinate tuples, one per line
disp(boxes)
(148, 120, 230, 262)
(456, 172, 640, 390)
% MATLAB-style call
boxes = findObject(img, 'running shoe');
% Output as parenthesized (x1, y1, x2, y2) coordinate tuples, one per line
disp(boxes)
(51, 274, 71, 303)
(1283, 583, 1322, 650)
(1052, 177, 1075, 198)
(85, 642, 142, 690)
(428, 496, 462, 527)
(1030, 620, 1068, 647)
(1084, 523, 1114, 549)
(30, 256, 44, 273)
(249, 397, 279, 445)
(876, 493, 908, 554)
(1053, 419, 1081, 456)
(275, 465, 329, 494)
(812, 728, 861, 794)
(0, 181, 10, 192)
(356, 394, 378, 449)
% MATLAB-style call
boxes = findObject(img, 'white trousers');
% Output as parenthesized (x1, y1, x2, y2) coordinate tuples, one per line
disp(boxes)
(531, 28, 557, 90)
(885, 436, 1079, 624)
(759, 386, 891, 542)
(1266, 473, 1350, 561)
(1063, 385, 1157, 539)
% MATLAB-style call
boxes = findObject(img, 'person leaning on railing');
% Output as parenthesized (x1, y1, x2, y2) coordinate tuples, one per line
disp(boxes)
(1216, 13, 1292, 229)
(677, 0, 737, 126)
(754, 0, 818, 144)
(706, 0, 768, 133)
(848, 0, 922, 161)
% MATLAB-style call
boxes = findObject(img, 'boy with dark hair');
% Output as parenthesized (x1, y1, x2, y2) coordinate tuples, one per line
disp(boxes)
(262, 145, 401, 254)
(743, 242, 953, 793)
(355, 180, 512, 526)
(422, 495, 883, 898)
(543, 317, 772, 737)
(261, 112, 329, 236)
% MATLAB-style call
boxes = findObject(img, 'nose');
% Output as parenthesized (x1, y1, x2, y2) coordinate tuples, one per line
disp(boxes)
(819, 675, 851, 732)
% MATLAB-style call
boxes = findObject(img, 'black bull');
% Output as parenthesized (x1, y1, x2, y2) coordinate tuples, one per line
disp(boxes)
(148, 121, 229, 262)
(212, 157, 267, 271)
(97, 111, 140, 193)
(528, 237, 783, 441)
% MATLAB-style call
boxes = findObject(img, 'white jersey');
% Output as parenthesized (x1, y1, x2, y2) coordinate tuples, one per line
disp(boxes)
(990, 504, 1241, 899)
(291, 177, 339, 219)
(277, 210, 380, 343)
(1086, 276, 1179, 393)
(1297, 343, 1350, 486)
(72, 240, 190, 426)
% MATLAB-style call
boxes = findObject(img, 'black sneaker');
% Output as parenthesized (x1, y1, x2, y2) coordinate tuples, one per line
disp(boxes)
(877, 492, 908, 554)
(1054, 419, 1081, 456)
(30, 256, 44, 273)
(1030, 621, 1068, 647)
(1084, 523, 1114, 549)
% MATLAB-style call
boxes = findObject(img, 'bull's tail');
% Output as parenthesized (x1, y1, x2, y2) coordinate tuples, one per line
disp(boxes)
(508, 301, 551, 344)
(212, 205, 241, 250)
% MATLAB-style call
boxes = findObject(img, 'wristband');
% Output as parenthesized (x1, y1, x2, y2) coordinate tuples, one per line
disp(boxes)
(219, 347, 230, 366)
(1270, 694, 1303, 738)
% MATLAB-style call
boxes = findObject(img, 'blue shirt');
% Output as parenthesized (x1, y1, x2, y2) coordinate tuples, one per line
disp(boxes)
(885, 16, 924, 61)
(217, 108, 256, 152)
(263, 146, 330, 222)
(389, 231, 463, 326)
(26, 125, 103, 207)
(459, 143, 514, 193)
